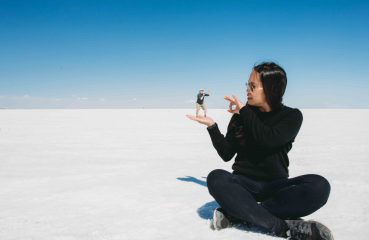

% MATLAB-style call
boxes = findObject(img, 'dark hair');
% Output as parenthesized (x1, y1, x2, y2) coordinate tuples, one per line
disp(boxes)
(253, 62, 287, 111)
(227, 62, 287, 147)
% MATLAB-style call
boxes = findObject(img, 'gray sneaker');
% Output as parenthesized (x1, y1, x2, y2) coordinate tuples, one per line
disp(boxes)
(209, 208, 232, 230)
(285, 220, 334, 240)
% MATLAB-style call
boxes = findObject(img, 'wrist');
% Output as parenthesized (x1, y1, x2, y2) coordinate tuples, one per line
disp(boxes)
(239, 104, 247, 113)
(207, 122, 216, 127)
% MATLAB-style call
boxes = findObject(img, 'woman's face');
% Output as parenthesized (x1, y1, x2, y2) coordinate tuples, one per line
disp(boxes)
(246, 70, 268, 108)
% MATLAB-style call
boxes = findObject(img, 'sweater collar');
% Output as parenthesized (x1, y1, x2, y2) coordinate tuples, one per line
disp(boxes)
(251, 104, 285, 118)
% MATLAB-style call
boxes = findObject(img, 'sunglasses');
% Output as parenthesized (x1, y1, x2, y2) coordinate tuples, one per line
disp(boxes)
(246, 82, 263, 92)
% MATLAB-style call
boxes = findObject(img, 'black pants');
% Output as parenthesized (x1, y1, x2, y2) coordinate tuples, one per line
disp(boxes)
(207, 169, 331, 236)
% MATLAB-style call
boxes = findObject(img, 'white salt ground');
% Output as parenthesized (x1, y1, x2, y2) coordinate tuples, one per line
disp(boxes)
(0, 109, 368, 240)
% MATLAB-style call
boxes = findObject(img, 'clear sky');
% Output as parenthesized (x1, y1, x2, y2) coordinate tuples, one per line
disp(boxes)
(1, 0, 368, 109)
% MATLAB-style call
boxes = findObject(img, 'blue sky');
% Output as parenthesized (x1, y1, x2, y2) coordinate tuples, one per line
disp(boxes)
(0, 0, 368, 108)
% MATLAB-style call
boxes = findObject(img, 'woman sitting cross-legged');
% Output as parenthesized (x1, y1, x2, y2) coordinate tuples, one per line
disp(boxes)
(186, 62, 333, 240)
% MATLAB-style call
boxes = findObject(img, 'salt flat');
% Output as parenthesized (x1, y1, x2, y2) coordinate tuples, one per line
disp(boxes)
(0, 109, 368, 240)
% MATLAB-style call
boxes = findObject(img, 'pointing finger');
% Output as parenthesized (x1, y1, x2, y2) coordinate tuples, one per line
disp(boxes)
(224, 95, 235, 102)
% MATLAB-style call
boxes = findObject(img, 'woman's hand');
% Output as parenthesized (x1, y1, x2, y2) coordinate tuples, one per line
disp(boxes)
(186, 114, 215, 127)
(224, 95, 245, 114)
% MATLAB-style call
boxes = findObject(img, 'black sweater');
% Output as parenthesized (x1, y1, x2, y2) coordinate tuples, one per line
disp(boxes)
(207, 104, 303, 180)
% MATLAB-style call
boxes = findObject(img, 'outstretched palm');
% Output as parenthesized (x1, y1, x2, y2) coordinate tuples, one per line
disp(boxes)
(186, 114, 215, 127)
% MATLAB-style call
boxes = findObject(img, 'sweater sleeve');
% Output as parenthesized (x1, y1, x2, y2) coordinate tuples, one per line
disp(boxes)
(239, 105, 303, 149)
(206, 123, 236, 162)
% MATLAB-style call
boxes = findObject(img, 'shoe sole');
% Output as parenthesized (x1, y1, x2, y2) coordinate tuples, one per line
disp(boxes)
(211, 210, 231, 230)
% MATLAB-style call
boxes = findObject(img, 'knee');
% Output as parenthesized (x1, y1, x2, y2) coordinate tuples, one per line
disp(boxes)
(307, 174, 331, 206)
(207, 169, 228, 185)
(206, 169, 231, 194)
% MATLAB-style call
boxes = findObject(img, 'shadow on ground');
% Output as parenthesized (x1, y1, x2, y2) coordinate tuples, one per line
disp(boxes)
(177, 176, 217, 219)
(177, 176, 207, 187)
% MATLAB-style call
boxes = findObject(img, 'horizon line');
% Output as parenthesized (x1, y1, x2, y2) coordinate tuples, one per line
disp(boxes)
(0, 107, 368, 110)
